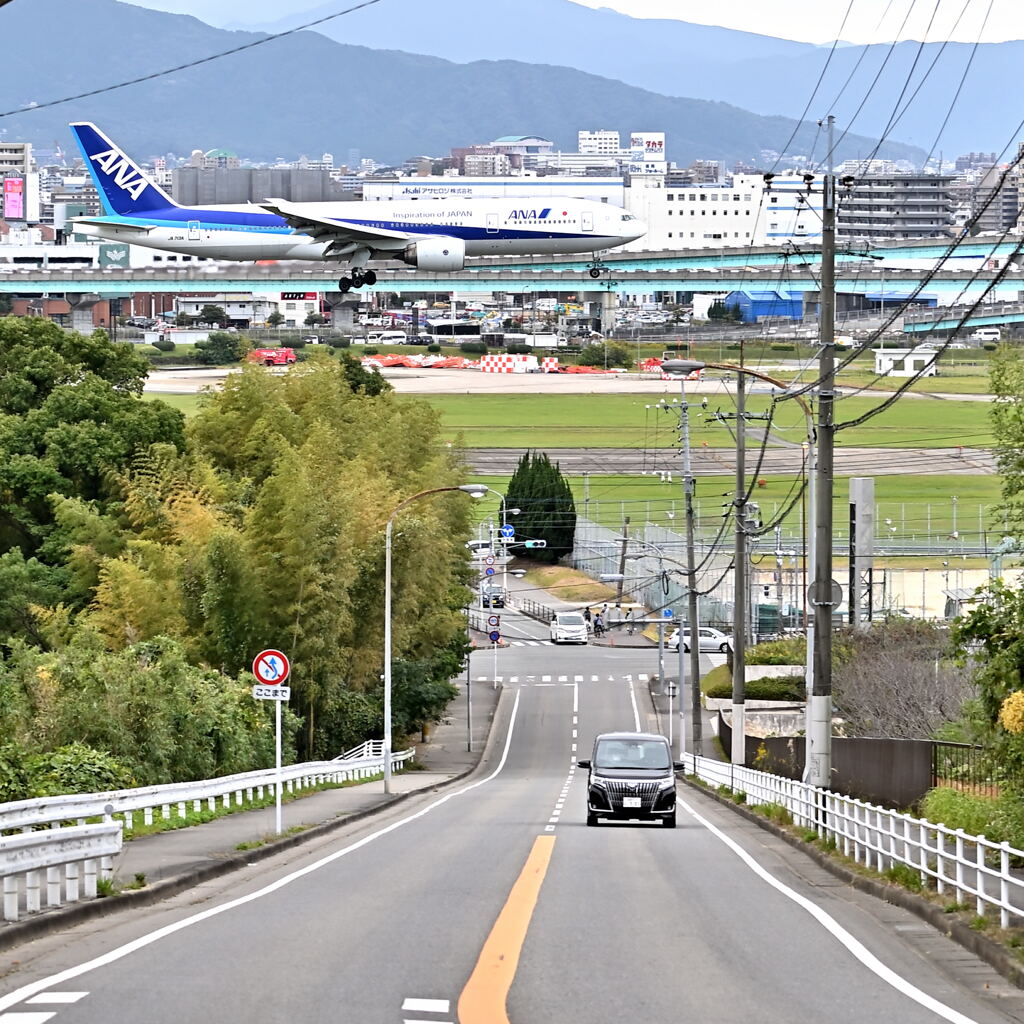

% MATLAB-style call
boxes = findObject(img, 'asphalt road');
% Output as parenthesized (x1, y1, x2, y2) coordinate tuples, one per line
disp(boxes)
(1, 643, 1022, 1023)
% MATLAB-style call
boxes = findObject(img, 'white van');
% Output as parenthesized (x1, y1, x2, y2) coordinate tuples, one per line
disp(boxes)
(365, 330, 408, 345)
(970, 327, 1001, 343)
(550, 612, 589, 645)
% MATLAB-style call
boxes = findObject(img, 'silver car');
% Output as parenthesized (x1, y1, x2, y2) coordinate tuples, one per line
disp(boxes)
(666, 626, 731, 653)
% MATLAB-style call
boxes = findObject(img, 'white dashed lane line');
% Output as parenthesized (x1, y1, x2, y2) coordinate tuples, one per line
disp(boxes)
(401, 995, 453, 1023)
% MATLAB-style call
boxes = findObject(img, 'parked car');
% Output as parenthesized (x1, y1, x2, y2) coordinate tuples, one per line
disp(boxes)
(666, 626, 732, 653)
(549, 612, 588, 644)
(578, 732, 682, 827)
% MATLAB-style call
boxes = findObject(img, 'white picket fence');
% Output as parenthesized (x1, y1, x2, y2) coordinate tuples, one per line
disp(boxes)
(683, 753, 1024, 929)
(0, 747, 413, 924)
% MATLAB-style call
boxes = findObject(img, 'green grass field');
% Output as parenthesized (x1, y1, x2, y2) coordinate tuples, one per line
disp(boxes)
(468, 473, 1003, 541)
(423, 392, 994, 450)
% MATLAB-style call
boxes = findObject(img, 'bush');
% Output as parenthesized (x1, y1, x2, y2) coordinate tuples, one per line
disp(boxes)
(920, 787, 1000, 838)
(984, 342, 999, 351)
(459, 341, 487, 355)
(363, 347, 379, 355)
(770, 343, 795, 352)
(151, 338, 176, 352)
(506, 342, 532, 354)
(328, 336, 351, 349)
(144, 353, 191, 366)
(705, 675, 805, 701)
(289, 337, 307, 349)
(0, 743, 31, 802)
(28, 742, 135, 796)
(725, 343, 742, 350)
(426, 344, 442, 354)
(747, 636, 806, 665)
(576, 342, 632, 368)
(194, 331, 250, 365)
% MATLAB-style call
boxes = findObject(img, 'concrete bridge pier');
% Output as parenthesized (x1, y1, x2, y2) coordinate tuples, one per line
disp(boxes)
(582, 289, 617, 336)
(323, 293, 360, 332)
(66, 293, 102, 334)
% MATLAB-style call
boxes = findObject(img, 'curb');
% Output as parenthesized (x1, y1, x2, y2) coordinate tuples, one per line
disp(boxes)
(0, 692, 510, 954)
(680, 778, 1024, 991)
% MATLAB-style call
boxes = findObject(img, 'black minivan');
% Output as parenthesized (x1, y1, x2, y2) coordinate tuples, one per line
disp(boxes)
(578, 732, 682, 828)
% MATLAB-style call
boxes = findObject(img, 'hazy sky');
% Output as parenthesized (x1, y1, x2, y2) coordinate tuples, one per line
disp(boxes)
(571, 1, 1024, 44)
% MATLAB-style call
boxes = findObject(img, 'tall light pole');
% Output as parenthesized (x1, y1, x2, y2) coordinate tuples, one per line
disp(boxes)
(385, 484, 486, 794)
(663, 359, 814, 767)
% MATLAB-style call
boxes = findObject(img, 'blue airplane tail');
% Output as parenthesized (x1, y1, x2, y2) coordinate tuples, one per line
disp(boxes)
(69, 122, 178, 217)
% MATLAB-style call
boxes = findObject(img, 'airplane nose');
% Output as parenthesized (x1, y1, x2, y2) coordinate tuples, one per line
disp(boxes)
(630, 219, 648, 241)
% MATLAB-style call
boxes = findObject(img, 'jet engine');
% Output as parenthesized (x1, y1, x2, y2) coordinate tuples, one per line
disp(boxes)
(401, 237, 466, 272)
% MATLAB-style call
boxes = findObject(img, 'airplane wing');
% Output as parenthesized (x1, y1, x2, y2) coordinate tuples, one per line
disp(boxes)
(259, 198, 412, 248)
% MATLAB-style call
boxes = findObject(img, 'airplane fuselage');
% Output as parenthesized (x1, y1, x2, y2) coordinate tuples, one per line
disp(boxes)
(74, 197, 643, 262)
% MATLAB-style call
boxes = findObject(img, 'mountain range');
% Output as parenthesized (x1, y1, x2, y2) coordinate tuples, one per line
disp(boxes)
(129, 0, 1022, 158)
(2, 0, 926, 167)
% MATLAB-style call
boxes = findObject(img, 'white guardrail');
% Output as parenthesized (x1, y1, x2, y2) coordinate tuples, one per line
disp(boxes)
(683, 753, 1024, 929)
(0, 747, 413, 923)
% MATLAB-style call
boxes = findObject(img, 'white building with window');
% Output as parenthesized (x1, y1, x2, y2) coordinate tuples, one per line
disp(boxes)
(873, 345, 939, 378)
(622, 174, 825, 251)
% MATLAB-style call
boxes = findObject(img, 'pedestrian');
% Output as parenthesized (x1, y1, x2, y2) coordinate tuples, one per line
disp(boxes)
(594, 612, 605, 637)
(625, 608, 635, 636)
(583, 607, 592, 625)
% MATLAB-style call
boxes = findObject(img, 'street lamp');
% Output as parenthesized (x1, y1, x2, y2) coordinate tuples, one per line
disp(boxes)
(663, 359, 815, 769)
(384, 484, 487, 794)
(476, 485, 521, 596)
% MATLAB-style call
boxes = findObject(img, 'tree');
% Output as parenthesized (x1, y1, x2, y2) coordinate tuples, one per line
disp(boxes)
(266, 310, 285, 328)
(174, 312, 194, 327)
(990, 345, 1024, 536)
(0, 318, 184, 556)
(831, 621, 971, 738)
(304, 311, 328, 327)
(707, 300, 729, 321)
(576, 342, 631, 368)
(193, 331, 250, 365)
(198, 304, 228, 326)
(950, 580, 1024, 785)
(504, 451, 576, 565)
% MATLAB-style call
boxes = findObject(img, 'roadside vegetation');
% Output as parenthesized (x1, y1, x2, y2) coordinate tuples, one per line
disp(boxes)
(0, 317, 475, 800)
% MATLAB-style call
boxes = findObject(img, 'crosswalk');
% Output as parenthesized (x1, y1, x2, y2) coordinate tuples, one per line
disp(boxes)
(475, 673, 655, 686)
(507, 639, 549, 647)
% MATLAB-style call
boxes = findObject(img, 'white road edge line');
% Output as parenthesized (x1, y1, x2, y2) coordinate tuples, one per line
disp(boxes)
(677, 796, 980, 1024)
(628, 679, 641, 731)
(25, 993, 88, 1004)
(0, 693, 525, 1013)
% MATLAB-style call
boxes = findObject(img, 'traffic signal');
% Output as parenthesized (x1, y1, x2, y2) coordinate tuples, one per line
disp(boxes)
(523, 540, 547, 549)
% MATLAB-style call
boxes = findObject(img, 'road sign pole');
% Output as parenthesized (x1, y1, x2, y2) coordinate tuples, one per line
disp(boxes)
(275, 696, 282, 835)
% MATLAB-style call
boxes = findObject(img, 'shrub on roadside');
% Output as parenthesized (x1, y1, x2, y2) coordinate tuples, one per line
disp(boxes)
(28, 742, 135, 796)
(920, 786, 1001, 838)
(426, 344, 442, 353)
(151, 338, 176, 352)
(705, 675, 805, 701)
(506, 343, 532, 354)
(747, 636, 806, 665)
(459, 341, 488, 355)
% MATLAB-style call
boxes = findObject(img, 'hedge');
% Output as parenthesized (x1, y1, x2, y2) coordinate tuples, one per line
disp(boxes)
(705, 675, 805, 701)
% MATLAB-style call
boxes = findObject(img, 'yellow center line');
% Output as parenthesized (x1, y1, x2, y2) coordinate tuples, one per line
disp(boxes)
(458, 835, 556, 1024)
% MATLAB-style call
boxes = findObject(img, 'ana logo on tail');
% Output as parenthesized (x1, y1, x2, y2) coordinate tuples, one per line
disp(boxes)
(91, 148, 148, 201)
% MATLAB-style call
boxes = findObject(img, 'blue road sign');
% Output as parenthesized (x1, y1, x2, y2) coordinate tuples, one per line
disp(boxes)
(485, 567, 496, 576)
(489, 630, 501, 642)
(501, 524, 515, 538)
(662, 608, 674, 618)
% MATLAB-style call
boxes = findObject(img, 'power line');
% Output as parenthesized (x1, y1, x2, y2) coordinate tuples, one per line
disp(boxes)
(0, 0, 384, 119)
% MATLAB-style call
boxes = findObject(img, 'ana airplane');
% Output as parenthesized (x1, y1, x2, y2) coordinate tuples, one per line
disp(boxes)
(69, 123, 646, 292)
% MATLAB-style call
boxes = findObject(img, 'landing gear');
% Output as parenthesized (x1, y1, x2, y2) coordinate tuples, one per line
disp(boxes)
(588, 266, 602, 279)
(586, 256, 607, 279)
(338, 268, 378, 293)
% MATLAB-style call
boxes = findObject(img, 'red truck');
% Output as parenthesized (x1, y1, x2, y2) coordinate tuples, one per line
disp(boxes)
(248, 347, 297, 367)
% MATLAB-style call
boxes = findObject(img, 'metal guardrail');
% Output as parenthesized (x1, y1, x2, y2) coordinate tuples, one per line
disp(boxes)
(510, 596, 558, 623)
(684, 752, 1024, 929)
(0, 749, 413, 923)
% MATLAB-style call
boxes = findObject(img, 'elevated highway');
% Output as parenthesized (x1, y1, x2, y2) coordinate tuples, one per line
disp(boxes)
(2, 239, 1023, 301)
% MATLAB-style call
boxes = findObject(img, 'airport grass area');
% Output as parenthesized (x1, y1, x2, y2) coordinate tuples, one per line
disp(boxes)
(424, 392, 993, 450)
(469, 473, 1002, 540)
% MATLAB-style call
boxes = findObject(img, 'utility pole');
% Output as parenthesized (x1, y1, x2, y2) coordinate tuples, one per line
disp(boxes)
(775, 524, 784, 630)
(616, 516, 631, 606)
(808, 166, 837, 789)
(681, 391, 702, 758)
(732, 371, 747, 766)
